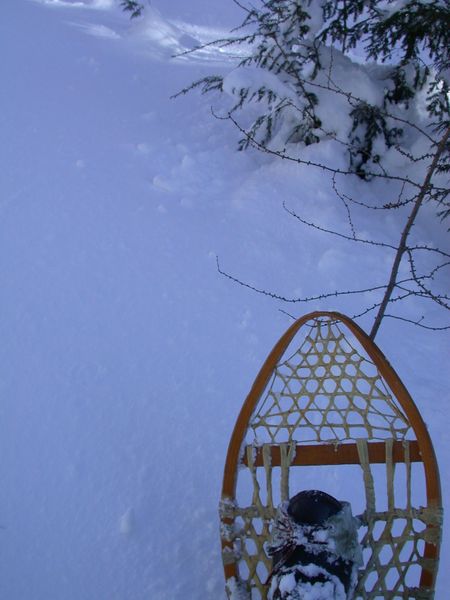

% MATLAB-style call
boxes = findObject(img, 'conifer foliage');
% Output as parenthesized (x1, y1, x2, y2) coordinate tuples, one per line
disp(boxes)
(175, 1, 450, 335)
(120, 0, 143, 19)
(180, 0, 449, 180)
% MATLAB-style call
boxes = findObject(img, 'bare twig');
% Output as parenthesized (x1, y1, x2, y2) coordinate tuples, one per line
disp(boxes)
(283, 201, 397, 249)
(215, 256, 422, 304)
(384, 314, 450, 330)
(369, 126, 450, 339)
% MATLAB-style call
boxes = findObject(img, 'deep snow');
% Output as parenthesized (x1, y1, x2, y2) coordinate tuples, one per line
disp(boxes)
(0, 1, 448, 599)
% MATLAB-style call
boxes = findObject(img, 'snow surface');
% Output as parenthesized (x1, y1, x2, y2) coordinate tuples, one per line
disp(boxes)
(0, 1, 448, 599)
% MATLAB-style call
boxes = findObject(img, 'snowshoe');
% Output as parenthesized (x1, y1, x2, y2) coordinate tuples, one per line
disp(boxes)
(219, 312, 442, 599)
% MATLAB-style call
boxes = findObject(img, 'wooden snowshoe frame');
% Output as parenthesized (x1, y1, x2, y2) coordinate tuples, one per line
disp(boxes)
(220, 312, 442, 599)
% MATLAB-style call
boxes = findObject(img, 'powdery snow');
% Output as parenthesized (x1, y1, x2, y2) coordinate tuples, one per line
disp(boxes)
(0, 1, 448, 599)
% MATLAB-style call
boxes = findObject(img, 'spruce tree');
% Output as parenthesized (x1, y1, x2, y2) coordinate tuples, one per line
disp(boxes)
(175, 0, 449, 334)
(178, 0, 449, 180)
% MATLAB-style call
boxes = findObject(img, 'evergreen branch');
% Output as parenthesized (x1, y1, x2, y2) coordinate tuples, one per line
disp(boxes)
(172, 36, 248, 59)
(226, 111, 421, 186)
(120, 0, 144, 19)
(271, 38, 320, 116)
(180, 0, 450, 334)
(306, 71, 438, 146)
(171, 76, 224, 100)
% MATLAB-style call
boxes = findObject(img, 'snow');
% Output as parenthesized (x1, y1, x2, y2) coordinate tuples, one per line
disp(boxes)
(269, 569, 346, 600)
(278, 572, 297, 594)
(0, 1, 448, 599)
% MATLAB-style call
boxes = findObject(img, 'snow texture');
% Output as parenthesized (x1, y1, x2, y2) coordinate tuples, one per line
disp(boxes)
(0, 1, 448, 599)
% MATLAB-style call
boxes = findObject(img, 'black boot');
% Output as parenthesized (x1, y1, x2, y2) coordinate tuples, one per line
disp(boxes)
(267, 490, 362, 600)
